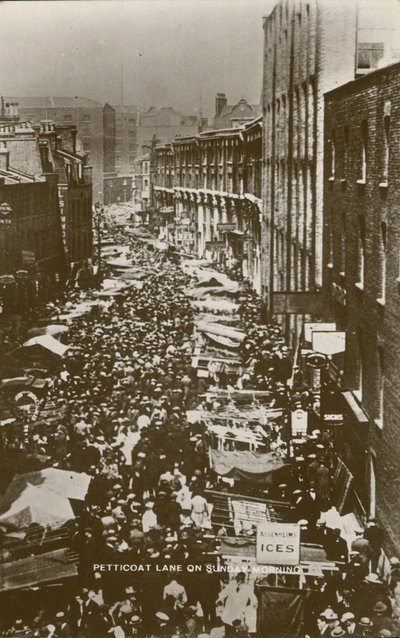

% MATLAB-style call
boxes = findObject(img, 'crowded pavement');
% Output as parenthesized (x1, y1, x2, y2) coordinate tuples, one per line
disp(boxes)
(0, 221, 400, 638)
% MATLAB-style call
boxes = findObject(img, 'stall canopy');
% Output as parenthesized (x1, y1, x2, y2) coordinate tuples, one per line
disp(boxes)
(0, 548, 77, 592)
(1, 468, 91, 504)
(0, 483, 74, 529)
(195, 320, 245, 343)
(209, 449, 288, 484)
(21, 335, 69, 357)
(27, 325, 69, 339)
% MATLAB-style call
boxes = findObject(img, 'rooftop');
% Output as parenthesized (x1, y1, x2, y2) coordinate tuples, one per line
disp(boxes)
(6, 96, 104, 109)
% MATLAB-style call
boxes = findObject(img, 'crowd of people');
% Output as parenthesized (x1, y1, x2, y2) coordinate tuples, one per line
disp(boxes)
(1, 239, 400, 638)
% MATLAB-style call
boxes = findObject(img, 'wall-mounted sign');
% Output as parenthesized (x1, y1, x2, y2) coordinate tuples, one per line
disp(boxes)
(323, 413, 344, 426)
(291, 408, 308, 437)
(217, 223, 237, 232)
(160, 207, 174, 214)
(0, 202, 12, 226)
(205, 241, 225, 251)
(21, 250, 36, 266)
(304, 322, 336, 343)
(306, 352, 328, 369)
(15, 390, 40, 422)
(312, 331, 346, 356)
(257, 522, 301, 566)
(180, 217, 191, 226)
(0, 202, 12, 215)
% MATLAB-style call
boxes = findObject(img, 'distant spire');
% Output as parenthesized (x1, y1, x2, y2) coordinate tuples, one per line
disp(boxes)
(198, 92, 203, 133)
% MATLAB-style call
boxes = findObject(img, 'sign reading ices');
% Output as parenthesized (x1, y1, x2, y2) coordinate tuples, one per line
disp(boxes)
(257, 522, 301, 566)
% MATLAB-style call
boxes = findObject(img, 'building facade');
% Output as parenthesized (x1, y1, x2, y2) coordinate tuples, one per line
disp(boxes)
(0, 123, 65, 311)
(7, 97, 116, 203)
(323, 61, 400, 553)
(262, 0, 400, 344)
(137, 106, 207, 153)
(112, 104, 139, 175)
(213, 93, 261, 129)
(153, 118, 263, 291)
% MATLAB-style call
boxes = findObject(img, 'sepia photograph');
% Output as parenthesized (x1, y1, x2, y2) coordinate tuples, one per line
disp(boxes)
(0, 0, 400, 636)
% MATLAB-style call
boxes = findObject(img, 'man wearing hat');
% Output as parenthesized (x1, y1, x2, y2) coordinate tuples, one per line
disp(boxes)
(356, 617, 374, 637)
(341, 612, 357, 636)
(217, 572, 257, 638)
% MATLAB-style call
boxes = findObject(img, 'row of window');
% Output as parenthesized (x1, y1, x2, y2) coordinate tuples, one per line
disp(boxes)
(328, 113, 390, 184)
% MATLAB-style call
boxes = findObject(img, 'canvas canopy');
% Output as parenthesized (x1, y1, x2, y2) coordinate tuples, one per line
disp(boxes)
(0, 548, 77, 592)
(209, 449, 288, 484)
(1, 468, 91, 506)
(0, 484, 74, 529)
(196, 320, 245, 343)
(21, 335, 69, 357)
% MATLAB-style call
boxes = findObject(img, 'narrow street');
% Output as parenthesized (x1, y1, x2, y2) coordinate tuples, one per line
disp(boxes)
(0, 219, 391, 638)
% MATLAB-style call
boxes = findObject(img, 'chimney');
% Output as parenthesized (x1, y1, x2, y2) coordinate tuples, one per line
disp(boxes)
(0, 141, 9, 171)
(215, 93, 227, 117)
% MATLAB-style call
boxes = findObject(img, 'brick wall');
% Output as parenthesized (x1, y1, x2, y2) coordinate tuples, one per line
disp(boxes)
(262, 0, 358, 341)
(323, 61, 400, 552)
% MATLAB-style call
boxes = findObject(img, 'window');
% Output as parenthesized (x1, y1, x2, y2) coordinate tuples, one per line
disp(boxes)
(343, 125, 349, 178)
(328, 130, 336, 179)
(327, 207, 334, 266)
(382, 115, 390, 184)
(82, 113, 91, 123)
(356, 330, 363, 400)
(377, 347, 384, 424)
(64, 114, 72, 122)
(340, 212, 346, 275)
(357, 217, 365, 288)
(378, 222, 386, 303)
(359, 120, 368, 183)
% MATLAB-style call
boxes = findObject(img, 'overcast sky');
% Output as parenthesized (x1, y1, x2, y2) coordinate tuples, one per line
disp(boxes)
(0, 0, 274, 117)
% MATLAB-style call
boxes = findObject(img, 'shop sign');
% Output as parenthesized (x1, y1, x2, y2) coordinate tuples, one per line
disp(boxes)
(291, 408, 308, 437)
(312, 331, 346, 356)
(22, 250, 36, 266)
(15, 390, 40, 421)
(217, 223, 236, 232)
(257, 522, 301, 566)
(180, 217, 191, 225)
(205, 241, 225, 251)
(160, 207, 174, 213)
(0, 202, 12, 226)
(304, 322, 336, 343)
(177, 232, 193, 241)
(323, 413, 344, 426)
(306, 352, 328, 369)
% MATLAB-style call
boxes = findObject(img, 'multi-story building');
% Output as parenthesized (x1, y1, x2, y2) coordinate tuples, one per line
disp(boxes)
(133, 152, 151, 218)
(7, 97, 116, 203)
(136, 106, 207, 152)
(152, 117, 263, 291)
(213, 93, 261, 129)
(35, 121, 93, 270)
(322, 61, 400, 553)
(0, 123, 65, 310)
(112, 104, 139, 175)
(261, 0, 400, 344)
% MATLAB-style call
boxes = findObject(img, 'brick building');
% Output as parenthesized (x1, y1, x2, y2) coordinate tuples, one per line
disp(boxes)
(112, 104, 139, 175)
(213, 93, 261, 130)
(152, 117, 263, 291)
(136, 106, 207, 153)
(323, 61, 400, 553)
(7, 97, 116, 203)
(35, 121, 93, 269)
(262, 0, 400, 344)
(0, 123, 65, 311)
